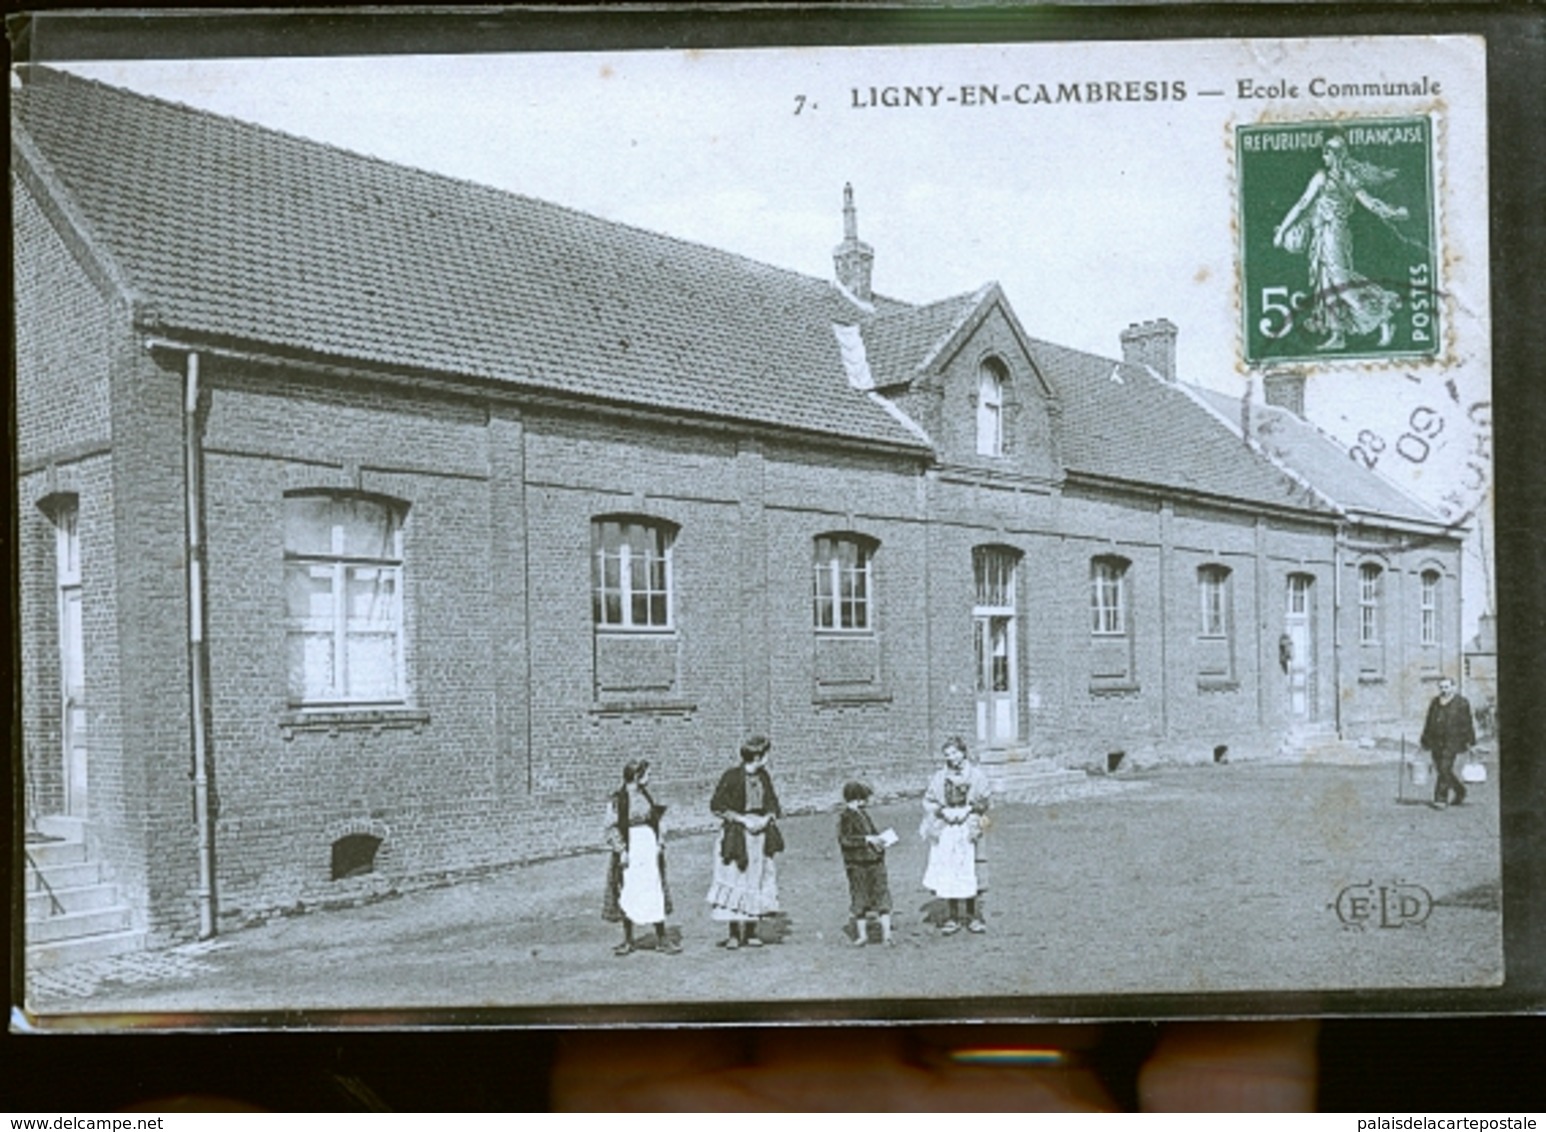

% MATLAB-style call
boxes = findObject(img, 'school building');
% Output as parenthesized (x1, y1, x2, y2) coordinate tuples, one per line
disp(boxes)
(15, 68, 1464, 959)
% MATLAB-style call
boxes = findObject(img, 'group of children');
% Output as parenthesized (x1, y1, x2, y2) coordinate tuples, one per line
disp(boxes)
(603, 735, 993, 953)
(839, 735, 993, 946)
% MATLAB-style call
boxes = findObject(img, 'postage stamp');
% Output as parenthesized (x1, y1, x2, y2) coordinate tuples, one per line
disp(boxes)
(1238, 116, 1441, 367)
(11, 22, 1521, 1029)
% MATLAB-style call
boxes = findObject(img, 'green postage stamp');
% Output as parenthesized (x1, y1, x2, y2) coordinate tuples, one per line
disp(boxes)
(1238, 117, 1440, 366)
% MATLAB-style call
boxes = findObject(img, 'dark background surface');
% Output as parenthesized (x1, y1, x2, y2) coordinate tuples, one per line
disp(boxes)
(8, 0, 1545, 1113)
(3, 1020, 1546, 1111)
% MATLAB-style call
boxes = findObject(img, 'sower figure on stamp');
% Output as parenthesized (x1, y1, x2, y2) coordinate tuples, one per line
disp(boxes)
(707, 735, 784, 949)
(1420, 676, 1477, 811)
(1272, 134, 1408, 351)
(603, 759, 679, 956)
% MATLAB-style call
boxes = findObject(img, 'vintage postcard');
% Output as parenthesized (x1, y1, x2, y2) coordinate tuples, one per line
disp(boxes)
(13, 28, 1512, 1026)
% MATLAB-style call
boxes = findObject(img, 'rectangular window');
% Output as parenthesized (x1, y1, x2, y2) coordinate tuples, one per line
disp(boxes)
(1090, 555, 1136, 690)
(1091, 558, 1128, 636)
(285, 494, 406, 705)
(1359, 564, 1381, 646)
(1198, 566, 1229, 638)
(813, 535, 874, 632)
(1420, 570, 1439, 647)
(593, 519, 674, 631)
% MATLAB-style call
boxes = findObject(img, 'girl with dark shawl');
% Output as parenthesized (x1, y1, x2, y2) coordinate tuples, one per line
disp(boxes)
(603, 759, 679, 956)
(705, 735, 783, 949)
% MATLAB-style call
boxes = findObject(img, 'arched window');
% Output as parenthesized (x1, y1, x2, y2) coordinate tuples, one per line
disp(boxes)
(976, 358, 1007, 458)
(1358, 563, 1383, 645)
(1420, 569, 1441, 647)
(813, 533, 877, 633)
(592, 516, 676, 631)
(285, 492, 407, 705)
(1198, 564, 1231, 638)
(1090, 556, 1130, 637)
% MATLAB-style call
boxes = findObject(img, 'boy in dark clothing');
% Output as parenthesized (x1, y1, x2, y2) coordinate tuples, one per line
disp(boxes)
(837, 781, 893, 946)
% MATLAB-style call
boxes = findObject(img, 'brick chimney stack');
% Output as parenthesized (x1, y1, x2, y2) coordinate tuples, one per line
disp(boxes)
(1119, 319, 1179, 382)
(833, 183, 875, 303)
(1262, 371, 1307, 418)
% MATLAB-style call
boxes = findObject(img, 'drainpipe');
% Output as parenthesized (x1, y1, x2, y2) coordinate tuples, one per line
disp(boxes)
(183, 351, 217, 939)
(1331, 527, 1344, 740)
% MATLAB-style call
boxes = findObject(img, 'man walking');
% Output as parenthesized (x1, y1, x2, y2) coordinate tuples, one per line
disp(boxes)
(1420, 676, 1477, 810)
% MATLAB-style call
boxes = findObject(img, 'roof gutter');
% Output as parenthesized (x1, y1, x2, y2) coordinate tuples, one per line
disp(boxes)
(1062, 469, 1340, 526)
(140, 334, 933, 463)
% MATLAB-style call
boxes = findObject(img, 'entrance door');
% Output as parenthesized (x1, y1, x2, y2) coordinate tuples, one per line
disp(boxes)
(973, 546, 1020, 747)
(1285, 573, 1316, 723)
(974, 615, 1017, 745)
(56, 503, 87, 816)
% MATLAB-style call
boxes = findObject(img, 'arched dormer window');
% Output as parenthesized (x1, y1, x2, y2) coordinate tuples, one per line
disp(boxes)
(285, 492, 408, 706)
(977, 358, 1007, 458)
(592, 516, 677, 631)
(813, 533, 877, 633)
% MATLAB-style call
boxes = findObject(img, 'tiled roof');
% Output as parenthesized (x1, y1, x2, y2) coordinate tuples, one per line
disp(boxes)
(1026, 338, 1337, 516)
(12, 68, 929, 451)
(863, 289, 986, 388)
(14, 69, 1431, 526)
(1192, 388, 1445, 526)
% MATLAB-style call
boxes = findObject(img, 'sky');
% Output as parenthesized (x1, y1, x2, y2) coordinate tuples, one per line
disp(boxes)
(52, 38, 1495, 631)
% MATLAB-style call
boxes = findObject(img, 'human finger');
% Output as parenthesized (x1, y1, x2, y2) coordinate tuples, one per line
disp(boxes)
(551, 1029, 751, 1110)
(1137, 1020, 1319, 1111)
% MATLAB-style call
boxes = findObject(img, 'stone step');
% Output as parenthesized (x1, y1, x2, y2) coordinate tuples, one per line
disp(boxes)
(35, 815, 87, 841)
(983, 761, 1088, 788)
(26, 882, 122, 919)
(1275, 732, 1397, 764)
(980, 757, 1150, 806)
(993, 773, 1151, 806)
(27, 928, 147, 969)
(28, 904, 133, 945)
(23, 837, 88, 868)
(24, 858, 103, 892)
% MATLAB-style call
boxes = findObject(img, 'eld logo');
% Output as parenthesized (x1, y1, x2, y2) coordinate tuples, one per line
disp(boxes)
(1333, 881, 1433, 930)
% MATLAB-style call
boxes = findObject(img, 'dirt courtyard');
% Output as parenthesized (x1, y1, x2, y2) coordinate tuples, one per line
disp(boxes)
(23, 760, 1503, 1022)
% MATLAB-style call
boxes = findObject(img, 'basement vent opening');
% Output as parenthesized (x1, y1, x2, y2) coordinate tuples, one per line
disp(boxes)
(331, 833, 382, 881)
(1106, 750, 1126, 774)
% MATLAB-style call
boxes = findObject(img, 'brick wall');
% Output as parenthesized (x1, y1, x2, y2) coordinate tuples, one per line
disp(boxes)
(14, 176, 148, 928)
(13, 181, 114, 466)
(16, 194, 1468, 939)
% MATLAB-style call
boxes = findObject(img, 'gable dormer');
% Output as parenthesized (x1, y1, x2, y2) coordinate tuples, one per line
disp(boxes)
(887, 288, 1062, 485)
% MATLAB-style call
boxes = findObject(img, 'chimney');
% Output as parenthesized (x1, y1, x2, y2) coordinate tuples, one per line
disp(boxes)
(1119, 319, 1178, 382)
(833, 183, 875, 303)
(1262, 371, 1307, 418)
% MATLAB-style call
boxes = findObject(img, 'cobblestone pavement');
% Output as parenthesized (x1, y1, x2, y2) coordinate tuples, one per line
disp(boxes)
(20, 761, 1502, 1022)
